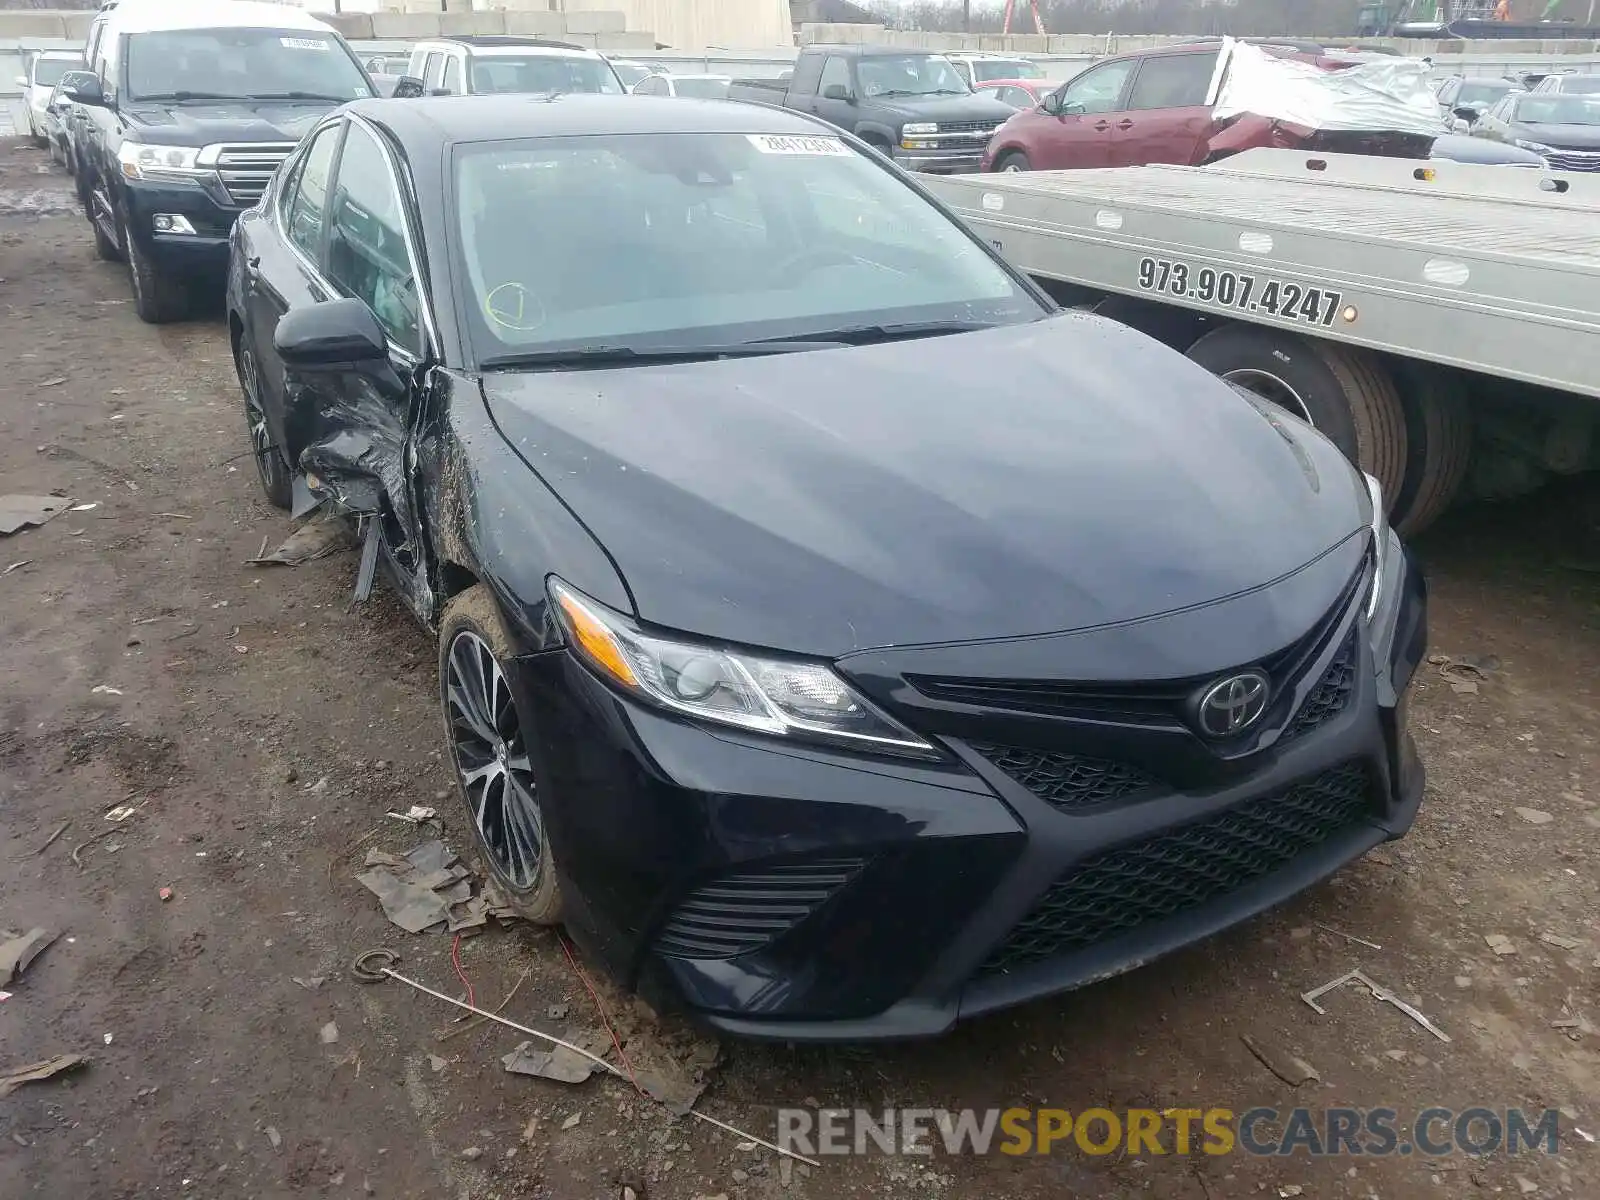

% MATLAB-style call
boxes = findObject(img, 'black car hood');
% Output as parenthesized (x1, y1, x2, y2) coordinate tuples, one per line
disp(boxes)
(870, 92, 1016, 123)
(1516, 121, 1600, 149)
(120, 99, 337, 146)
(481, 316, 1366, 659)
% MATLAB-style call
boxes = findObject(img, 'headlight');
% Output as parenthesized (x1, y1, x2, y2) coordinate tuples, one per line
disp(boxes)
(550, 579, 940, 759)
(1364, 473, 1390, 622)
(1514, 139, 1552, 153)
(901, 122, 938, 135)
(118, 142, 206, 181)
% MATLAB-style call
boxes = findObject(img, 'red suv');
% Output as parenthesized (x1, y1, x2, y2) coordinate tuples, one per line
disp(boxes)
(982, 41, 1427, 172)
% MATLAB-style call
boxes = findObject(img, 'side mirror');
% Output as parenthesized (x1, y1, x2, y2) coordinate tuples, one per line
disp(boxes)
(821, 82, 855, 103)
(392, 75, 425, 100)
(58, 70, 106, 107)
(1452, 105, 1478, 123)
(274, 297, 390, 370)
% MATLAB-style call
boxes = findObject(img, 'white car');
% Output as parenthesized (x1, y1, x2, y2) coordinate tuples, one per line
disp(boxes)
(629, 73, 732, 99)
(606, 58, 655, 89)
(15, 49, 85, 158)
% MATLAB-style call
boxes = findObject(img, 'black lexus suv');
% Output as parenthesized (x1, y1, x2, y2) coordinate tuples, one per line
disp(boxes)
(58, 1, 375, 322)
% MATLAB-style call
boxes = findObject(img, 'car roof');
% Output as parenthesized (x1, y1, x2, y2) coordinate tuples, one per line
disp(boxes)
(352, 93, 833, 145)
(806, 43, 950, 57)
(105, 0, 337, 36)
(417, 35, 600, 58)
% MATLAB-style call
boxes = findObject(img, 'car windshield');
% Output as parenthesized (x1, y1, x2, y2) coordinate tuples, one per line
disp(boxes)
(1516, 95, 1600, 125)
(1458, 80, 1514, 104)
(974, 59, 1044, 81)
(857, 55, 970, 97)
(673, 76, 731, 99)
(124, 28, 370, 102)
(454, 132, 1042, 361)
(33, 56, 83, 88)
(469, 55, 623, 95)
(610, 61, 651, 87)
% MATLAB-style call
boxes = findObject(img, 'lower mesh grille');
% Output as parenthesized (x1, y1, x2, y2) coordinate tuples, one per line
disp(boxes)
(1286, 632, 1357, 739)
(979, 763, 1373, 975)
(970, 742, 1160, 812)
(655, 858, 864, 959)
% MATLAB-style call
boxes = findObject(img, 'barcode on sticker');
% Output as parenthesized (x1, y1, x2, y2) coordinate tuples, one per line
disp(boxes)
(746, 134, 849, 156)
(280, 36, 328, 50)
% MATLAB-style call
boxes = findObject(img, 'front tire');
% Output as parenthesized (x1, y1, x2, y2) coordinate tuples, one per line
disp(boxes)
(235, 336, 292, 510)
(993, 150, 1030, 173)
(1185, 325, 1409, 502)
(439, 586, 563, 925)
(124, 215, 190, 324)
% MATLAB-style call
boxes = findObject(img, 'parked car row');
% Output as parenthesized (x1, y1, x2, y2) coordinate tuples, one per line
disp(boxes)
(38, 0, 1429, 1042)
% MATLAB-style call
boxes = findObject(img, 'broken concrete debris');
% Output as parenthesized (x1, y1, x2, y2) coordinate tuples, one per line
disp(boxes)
(0, 495, 73, 536)
(0, 1053, 88, 1098)
(501, 1036, 606, 1085)
(1485, 934, 1518, 956)
(0, 927, 59, 986)
(356, 839, 505, 935)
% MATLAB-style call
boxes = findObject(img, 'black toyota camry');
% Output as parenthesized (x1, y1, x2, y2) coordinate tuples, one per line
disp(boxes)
(226, 94, 1426, 1040)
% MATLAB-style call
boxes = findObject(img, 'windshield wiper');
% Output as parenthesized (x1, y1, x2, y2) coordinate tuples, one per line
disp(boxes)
(478, 340, 846, 371)
(786, 319, 1008, 345)
(246, 91, 354, 102)
(132, 91, 248, 102)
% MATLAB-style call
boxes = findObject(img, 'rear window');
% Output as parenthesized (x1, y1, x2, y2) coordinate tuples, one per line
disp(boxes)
(123, 27, 370, 102)
(1458, 80, 1514, 105)
(973, 59, 1044, 82)
(672, 77, 730, 100)
(33, 56, 83, 88)
(469, 54, 623, 95)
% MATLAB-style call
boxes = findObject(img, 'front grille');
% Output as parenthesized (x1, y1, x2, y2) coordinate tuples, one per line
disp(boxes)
(970, 742, 1161, 813)
(1286, 631, 1358, 740)
(654, 857, 864, 959)
(979, 763, 1373, 975)
(934, 119, 1001, 135)
(1542, 149, 1600, 172)
(212, 143, 296, 206)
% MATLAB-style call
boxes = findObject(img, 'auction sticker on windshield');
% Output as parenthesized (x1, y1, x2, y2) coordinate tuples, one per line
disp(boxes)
(280, 37, 329, 50)
(747, 134, 850, 156)
(1135, 256, 1347, 328)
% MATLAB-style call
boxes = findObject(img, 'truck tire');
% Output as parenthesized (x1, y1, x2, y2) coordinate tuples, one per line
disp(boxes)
(123, 215, 190, 324)
(993, 150, 1030, 173)
(1185, 325, 1409, 503)
(1390, 367, 1472, 536)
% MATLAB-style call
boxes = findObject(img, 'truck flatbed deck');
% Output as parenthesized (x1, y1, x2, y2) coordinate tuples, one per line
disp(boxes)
(925, 149, 1600, 401)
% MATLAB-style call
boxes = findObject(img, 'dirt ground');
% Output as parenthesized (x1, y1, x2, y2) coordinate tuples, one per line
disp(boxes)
(1, 136, 1596, 1200)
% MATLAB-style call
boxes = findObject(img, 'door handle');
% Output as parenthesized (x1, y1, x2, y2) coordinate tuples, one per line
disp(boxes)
(1117, 120, 1134, 130)
(1093, 121, 1111, 131)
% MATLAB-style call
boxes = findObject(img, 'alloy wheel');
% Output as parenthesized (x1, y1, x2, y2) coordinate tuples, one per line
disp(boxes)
(444, 630, 545, 889)
(239, 345, 271, 472)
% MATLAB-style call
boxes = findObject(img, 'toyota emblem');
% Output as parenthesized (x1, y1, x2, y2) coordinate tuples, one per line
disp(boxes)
(1197, 672, 1270, 737)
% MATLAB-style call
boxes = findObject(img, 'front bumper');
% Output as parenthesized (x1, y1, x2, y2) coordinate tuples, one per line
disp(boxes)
(892, 146, 987, 174)
(120, 179, 243, 277)
(512, 545, 1427, 1041)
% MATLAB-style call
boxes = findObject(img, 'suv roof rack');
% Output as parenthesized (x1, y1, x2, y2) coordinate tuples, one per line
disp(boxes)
(432, 35, 589, 51)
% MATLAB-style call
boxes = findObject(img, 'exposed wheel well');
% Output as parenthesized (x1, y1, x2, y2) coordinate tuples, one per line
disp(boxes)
(438, 559, 480, 605)
(228, 311, 244, 358)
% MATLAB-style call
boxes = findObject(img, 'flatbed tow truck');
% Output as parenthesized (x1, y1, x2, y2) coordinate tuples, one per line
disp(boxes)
(924, 149, 1600, 531)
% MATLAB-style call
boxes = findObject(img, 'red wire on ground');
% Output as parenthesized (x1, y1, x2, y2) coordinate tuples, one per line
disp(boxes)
(450, 932, 476, 1010)
(559, 931, 641, 1093)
